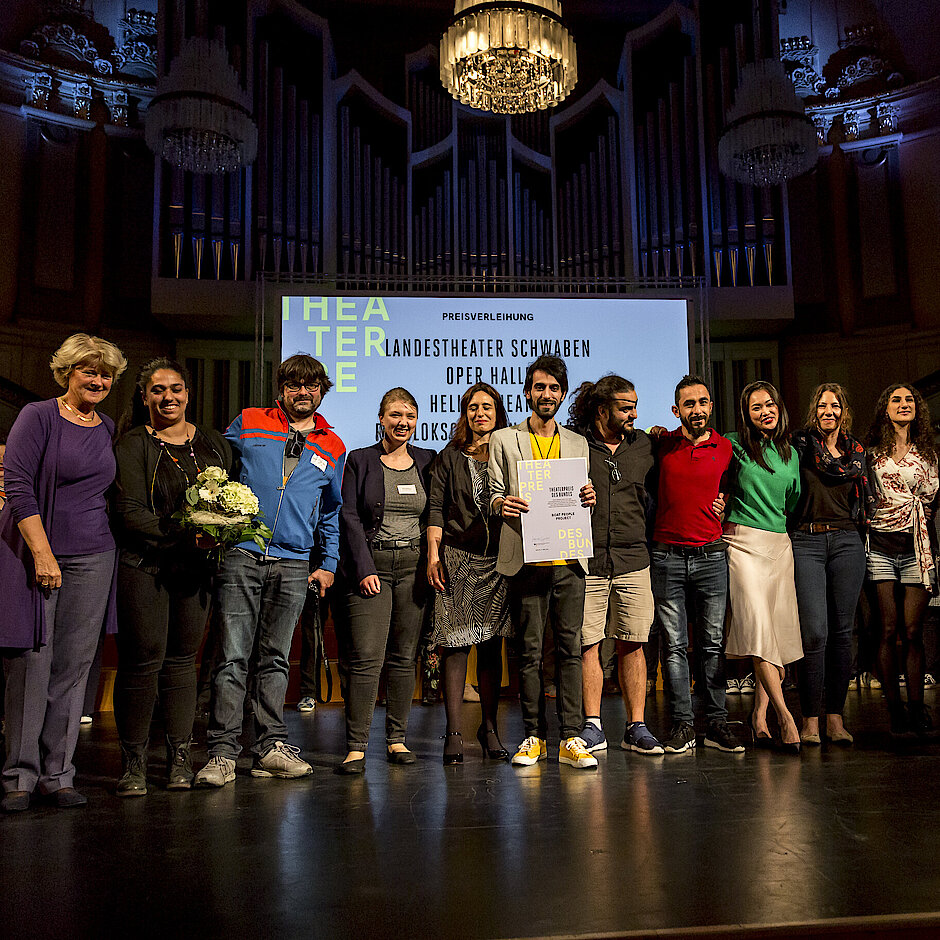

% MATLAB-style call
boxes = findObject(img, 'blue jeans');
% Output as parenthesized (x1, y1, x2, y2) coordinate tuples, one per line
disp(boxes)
(792, 528, 865, 718)
(207, 550, 309, 759)
(651, 548, 729, 725)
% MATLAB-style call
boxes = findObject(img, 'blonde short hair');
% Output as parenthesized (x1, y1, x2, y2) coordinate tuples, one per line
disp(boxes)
(50, 333, 128, 388)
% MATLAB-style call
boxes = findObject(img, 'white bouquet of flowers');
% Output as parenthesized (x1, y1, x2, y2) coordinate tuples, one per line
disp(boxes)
(173, 466, 272, 563)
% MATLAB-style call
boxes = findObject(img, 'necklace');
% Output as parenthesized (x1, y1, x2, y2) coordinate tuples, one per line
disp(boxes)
(527, 419, 558, 460)
(60, 397, 95, 423)
(151, 429, 200, 481)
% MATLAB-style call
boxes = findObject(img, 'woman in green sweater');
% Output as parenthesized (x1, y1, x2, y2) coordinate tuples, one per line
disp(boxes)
(724, 381, 803, 753)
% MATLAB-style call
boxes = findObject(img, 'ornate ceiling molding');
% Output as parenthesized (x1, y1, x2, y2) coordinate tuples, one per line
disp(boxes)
(18, 5, 156, 83)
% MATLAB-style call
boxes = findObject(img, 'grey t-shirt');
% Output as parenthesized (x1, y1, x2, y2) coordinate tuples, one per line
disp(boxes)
(375, 463, 426, 541)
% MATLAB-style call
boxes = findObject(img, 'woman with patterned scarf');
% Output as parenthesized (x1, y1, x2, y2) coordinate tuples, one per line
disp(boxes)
(791, 383, 874, 747)
(866, 383, 939, 738)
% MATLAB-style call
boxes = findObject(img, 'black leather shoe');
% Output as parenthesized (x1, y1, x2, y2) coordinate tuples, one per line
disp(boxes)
(55, 787, 87, 808)
(387, 747, 416, 765)
(442, 731, 463, 765)
(335, 757, 365, 775)
(1, 791, 30, 813)
(477, 726, 510, 761)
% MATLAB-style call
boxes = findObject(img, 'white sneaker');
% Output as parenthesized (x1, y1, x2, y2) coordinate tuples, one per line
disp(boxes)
(847, 676, 859, 691)
(251, 741, 313, 778)
(739, 674, 756, 694)
(558, 737, 598, 769)
(194, 755, 236, 788)
(726, 678, 741, 695)
(80, 715, 93, 726)
(925, 674, 936, 687)
(297, 696, 316, 713)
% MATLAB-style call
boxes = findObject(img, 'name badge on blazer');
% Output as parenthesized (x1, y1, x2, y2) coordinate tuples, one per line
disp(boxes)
(310, 453, 328, 472)
(398, 483, 417, 495)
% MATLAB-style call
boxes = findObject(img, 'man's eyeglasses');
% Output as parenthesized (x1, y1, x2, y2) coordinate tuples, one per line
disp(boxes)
(284, 381, 320, 393)
(604, 458, 621, 483)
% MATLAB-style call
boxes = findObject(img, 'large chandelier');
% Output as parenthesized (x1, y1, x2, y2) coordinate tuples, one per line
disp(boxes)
(145, 37, 257, 174)
(718, 58, 818, 187)
(440, 0, 577, 114)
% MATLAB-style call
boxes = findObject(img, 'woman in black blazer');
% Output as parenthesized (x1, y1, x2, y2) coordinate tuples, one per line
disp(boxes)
(336, 388, 435, 773)
(427, 383, 513, 764)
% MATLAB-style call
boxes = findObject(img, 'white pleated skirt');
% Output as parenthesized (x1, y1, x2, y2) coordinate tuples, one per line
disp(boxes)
(724, 522, 803, 667)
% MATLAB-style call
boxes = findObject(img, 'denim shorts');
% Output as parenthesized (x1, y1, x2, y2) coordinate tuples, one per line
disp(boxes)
(866, 548, 931, 587)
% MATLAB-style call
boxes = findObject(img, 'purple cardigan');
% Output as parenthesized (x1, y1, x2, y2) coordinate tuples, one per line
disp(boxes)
(0, 398, 118, 649)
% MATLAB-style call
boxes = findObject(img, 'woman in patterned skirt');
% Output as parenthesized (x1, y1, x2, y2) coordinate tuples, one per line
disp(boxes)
(427, 383, 513, 764)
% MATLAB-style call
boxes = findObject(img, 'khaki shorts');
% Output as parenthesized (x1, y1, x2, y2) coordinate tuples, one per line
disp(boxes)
(581, 568, 654, 646)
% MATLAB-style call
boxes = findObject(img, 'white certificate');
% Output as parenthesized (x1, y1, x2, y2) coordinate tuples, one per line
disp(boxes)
(517, 457, 594, 564)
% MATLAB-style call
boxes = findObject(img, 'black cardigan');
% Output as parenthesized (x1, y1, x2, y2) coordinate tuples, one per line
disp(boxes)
(112, 424, 231, 574)
(427, 443, 502, 556)
(338, 441, 436, 584)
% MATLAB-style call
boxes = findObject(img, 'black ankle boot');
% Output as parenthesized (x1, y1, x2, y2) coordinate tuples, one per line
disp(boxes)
(117, 745, 148, 797)
(166, 738, 194, 790)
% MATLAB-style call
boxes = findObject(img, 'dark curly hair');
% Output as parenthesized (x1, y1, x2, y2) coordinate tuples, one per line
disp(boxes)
(866, 383, 937, 465)
(736, 380, 792, 471)
(567, 374, 635, 433)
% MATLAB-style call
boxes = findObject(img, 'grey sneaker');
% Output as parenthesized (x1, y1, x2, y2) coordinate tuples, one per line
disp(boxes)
(251, 741, 313, 778)
(194, 755, 236, 788)
(663, 721, 697, 753)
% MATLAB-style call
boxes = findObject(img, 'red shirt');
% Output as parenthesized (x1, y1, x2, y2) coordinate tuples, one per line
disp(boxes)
(653, 428, 732, 547)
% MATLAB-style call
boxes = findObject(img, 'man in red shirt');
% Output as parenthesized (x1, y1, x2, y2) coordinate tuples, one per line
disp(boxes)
(652, 375, 743, 754)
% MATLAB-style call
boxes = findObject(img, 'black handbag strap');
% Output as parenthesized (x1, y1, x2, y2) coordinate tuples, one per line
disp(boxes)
(309, 597, 333, 704)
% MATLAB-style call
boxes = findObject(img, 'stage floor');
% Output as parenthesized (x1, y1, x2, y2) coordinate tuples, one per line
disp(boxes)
(2, 686, 939, 939)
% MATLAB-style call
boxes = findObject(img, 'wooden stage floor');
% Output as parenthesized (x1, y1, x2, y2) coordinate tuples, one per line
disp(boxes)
(2, 686, 939, 939)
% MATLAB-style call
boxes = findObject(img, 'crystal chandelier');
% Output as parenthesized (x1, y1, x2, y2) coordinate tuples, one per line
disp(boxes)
(145, 37, 257, 174)
(440, 0, 577, 114)
(718, 59, 818, 187)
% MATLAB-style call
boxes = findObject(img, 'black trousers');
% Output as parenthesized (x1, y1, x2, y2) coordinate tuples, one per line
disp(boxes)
(114, 563, 211, 750)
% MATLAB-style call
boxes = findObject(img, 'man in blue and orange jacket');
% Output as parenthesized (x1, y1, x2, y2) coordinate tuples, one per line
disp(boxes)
(195, 354, 346, 786)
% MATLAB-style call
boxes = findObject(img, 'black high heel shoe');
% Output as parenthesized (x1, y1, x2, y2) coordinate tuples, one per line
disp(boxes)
(477, 726, 510, 761)
(442, 731, 463, 765)
(749, 713, 773, 749)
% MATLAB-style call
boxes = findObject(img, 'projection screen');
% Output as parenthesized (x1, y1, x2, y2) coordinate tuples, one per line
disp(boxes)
(279, 295, 691, 451)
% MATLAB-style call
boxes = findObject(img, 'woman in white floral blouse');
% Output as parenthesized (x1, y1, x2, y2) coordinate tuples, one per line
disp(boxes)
(866, 383, 939, 738)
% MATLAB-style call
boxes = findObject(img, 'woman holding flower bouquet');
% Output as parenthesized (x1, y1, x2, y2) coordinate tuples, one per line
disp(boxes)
(337, 388, 436, 772)
(112, 359, 231, 795)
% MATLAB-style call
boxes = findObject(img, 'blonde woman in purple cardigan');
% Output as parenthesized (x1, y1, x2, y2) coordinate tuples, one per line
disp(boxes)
(0, 334, 126, 813)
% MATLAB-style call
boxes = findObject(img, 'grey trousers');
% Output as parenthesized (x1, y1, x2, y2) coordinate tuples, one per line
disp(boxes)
(2, 550, 115, 794)
(340, 546, 425, 751)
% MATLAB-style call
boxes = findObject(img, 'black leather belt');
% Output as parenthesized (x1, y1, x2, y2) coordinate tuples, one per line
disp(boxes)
(652, 540, 726, 556)
(372, 537, 421, 551)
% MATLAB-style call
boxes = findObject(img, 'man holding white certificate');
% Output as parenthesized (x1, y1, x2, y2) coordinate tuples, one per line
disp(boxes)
(488, 356, 597, 769)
